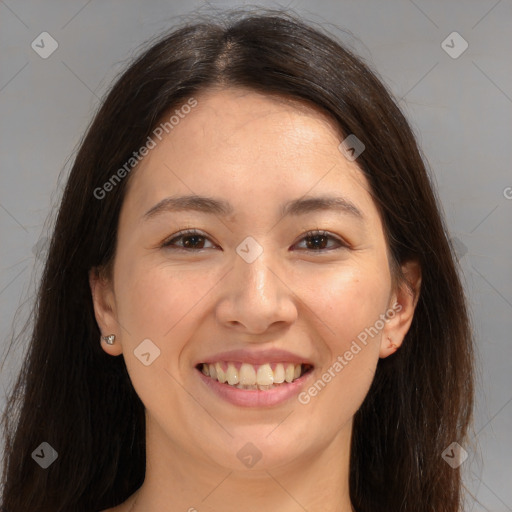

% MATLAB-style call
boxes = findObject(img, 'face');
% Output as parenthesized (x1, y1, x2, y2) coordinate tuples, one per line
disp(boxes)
(91, 87, 418, 475)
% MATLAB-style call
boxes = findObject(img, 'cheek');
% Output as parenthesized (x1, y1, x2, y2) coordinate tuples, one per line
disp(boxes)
(294, 266, 389, 436)
(114, 258, 216, 342)
(112, 260, 219, 418)
(298, 260, 391, 352)
(111, 258, 224, 405)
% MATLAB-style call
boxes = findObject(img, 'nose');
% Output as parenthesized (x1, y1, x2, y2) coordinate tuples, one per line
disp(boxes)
(215, 247, 298, 335)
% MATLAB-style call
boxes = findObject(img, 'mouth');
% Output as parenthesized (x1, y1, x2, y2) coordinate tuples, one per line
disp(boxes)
(195, 361, 314, 390)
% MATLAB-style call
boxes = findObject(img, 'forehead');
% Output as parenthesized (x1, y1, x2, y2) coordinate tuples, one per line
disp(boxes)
(163, 87, 344, 158)
(122, 87, 378, 224)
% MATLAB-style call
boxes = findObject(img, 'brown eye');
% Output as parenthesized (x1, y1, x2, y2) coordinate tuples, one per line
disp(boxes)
(294, 230, 346, 251)
(162, 230, 216, 250)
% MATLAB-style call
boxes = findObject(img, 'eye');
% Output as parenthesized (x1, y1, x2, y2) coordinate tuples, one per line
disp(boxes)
(161, 229, 347, 252)
(293, 230, 347, 252)
(161, 229, 217, 251)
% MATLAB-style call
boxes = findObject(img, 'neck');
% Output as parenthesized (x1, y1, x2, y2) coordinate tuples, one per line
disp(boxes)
(129, 417, 354, 512)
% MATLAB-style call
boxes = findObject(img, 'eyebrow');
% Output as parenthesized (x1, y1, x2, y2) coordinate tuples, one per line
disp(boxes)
(142, 194, 364, 221)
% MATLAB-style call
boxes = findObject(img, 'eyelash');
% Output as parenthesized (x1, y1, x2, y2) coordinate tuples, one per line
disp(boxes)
(161, 228, 348, 252)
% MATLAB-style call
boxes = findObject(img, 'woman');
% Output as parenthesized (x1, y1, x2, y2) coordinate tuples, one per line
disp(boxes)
(0, 9, 474, 512)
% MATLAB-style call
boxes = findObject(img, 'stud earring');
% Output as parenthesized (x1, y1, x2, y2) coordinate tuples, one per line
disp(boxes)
(102, 334, 116, 345)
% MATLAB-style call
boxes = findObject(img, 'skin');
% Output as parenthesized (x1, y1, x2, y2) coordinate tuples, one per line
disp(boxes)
(90, 87, 421, 512)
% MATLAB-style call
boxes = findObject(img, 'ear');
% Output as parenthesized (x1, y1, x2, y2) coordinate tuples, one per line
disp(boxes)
(380, 259, 422, 358)
(89, 267, 123, 356)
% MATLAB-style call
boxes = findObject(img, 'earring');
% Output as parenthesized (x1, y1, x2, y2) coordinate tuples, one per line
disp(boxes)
(102, 334, 116, 345)
(388, 336, 398, 350)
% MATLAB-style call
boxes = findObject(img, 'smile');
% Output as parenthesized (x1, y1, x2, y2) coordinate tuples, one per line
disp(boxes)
(197, 362, 313, 390)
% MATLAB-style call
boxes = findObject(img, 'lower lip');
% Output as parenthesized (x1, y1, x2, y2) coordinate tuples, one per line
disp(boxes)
(196, 368, 313, 407)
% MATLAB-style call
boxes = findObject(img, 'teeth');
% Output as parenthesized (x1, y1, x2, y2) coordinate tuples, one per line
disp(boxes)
(237, 383, 258, 390)
(201, 362, 307, 388)
(215, 362, 227, 383)
(256, 363, 274, 385)
(273, 363, 285, 383)
(285, 364, 295, 383)
(226, 363, 239, 385)
(239, 363, 256, 385)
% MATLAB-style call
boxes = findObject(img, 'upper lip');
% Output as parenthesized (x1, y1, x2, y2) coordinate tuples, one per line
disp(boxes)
(195, 348, 314, 367)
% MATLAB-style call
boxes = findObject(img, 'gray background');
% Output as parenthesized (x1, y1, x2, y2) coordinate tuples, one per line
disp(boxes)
(0, 0, 511, 509)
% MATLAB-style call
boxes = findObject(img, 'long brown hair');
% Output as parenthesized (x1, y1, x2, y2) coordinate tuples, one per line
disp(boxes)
(0, 9, 474, 512)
